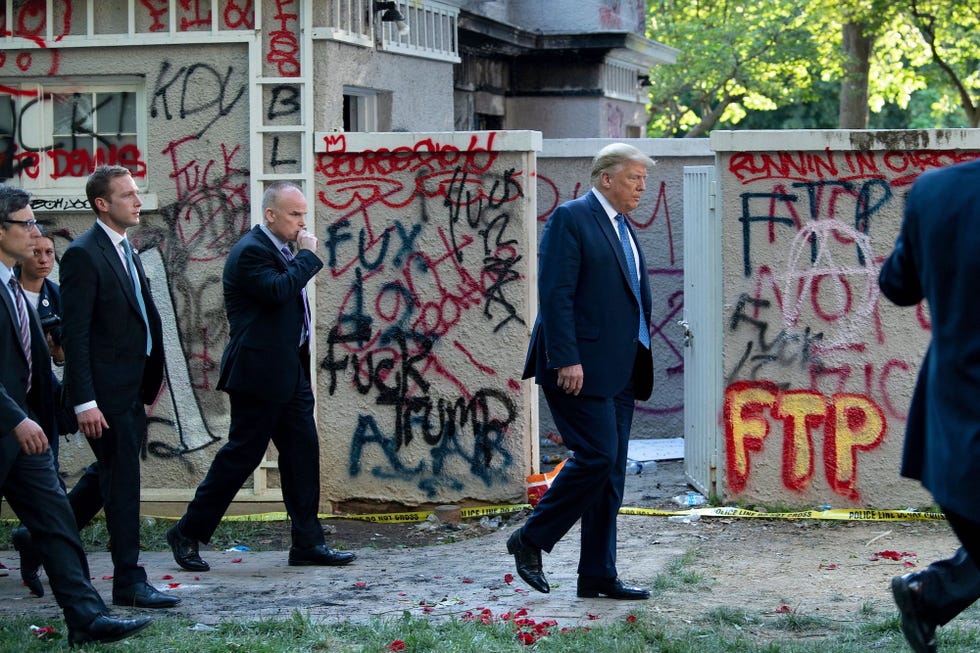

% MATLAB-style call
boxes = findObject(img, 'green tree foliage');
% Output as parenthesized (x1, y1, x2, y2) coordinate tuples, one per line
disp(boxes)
(646, 0, 820, 137)
(645, 0, 975, 135)
(908, 0, 980, 126)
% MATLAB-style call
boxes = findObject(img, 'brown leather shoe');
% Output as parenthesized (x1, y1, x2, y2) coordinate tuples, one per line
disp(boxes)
(891, 573, 937, 653)
(506, 529, 549, 593)
(577, 575, 650, 600)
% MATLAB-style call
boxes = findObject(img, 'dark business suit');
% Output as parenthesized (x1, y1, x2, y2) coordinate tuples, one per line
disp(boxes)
(879, 157, 980, 626)
(177, 225, 325, 548)
(0, 273, 107, 629)
(521, 190, 653, 578)
(60, 224, 164, 589)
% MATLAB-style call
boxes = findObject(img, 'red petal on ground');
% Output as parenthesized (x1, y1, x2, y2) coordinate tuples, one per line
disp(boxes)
(388, 640, 406, 652)
(354, 581, 368, 588)
(775, 605, 792, 613)
(587, 613, 599, 620)
(162, 574, 174, 580)
(504, 573, 514, 584)
(168, 582, 180, 588)
(101, 575, 113, 581)
(231, 558, 242, 563)
(626, 615, 637, 623)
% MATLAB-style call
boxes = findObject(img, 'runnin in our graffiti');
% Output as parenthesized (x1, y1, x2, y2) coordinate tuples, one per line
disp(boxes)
(879, 157, 980, 653)
(507, 143, 655, 599)
(0, 184, 152, 645)
(167, 181, 356, 571)
(60, 165, 177, 609)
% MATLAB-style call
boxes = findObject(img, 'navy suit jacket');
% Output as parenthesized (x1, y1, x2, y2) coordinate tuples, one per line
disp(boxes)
(523, 191, 654, 400)
(216, 225, 322, 402)
(879, 157, 980, 518)
(0, 277, 56, 443)
(61, 224, 164, 413)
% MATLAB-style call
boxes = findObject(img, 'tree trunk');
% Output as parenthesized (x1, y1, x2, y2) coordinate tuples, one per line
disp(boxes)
(839, 21, 873, 129)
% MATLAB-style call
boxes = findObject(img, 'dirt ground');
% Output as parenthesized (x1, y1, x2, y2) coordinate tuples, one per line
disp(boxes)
(1, 459, 974, 640)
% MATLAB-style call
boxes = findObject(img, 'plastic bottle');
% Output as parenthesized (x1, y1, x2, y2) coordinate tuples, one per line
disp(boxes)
(672, 491, 706, 506)
(626, 460, 656, 475)
(668, 513, 701, 524)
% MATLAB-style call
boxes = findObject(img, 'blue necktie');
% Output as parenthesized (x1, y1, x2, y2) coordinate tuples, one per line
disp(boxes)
(281, 246, 311, 346)
(122, 239, 152, 356)
(615, 214, 650, 349)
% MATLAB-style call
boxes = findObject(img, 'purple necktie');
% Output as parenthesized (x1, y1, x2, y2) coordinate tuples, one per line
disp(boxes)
(281, 246, 311, 345)
(9, 277, 32, 393)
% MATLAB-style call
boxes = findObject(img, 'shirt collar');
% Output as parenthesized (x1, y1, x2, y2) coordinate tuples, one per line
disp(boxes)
(259, 224, 289, 253)
(0, 265, 13, 288)
(591, 187, 619, 223)
(96, 218, 127, 248)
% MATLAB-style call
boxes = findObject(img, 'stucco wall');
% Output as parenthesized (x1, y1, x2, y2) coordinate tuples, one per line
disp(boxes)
(537, 139, 713, 444)
(712, 129, 980, 508)
(1, 39, 253, 495)
(312, 131, 541, 506)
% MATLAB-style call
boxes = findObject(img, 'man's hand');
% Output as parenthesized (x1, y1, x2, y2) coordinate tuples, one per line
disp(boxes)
(46, 333, 65, 366)
(296, 229, 318, 252)
(13, 418, 49, 456)
(77, 407, 110, 439)
(557, 364, 584, 396)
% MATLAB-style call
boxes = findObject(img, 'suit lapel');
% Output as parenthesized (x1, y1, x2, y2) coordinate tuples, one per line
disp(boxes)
(1, 281, 28, 367)
(92, 225, 142, 315)
(587, 192, 635, 295)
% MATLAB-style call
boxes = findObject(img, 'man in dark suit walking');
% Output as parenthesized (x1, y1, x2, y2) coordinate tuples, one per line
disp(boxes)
(880, 157, 980, 653)
(60, 165, 176, 609)
(0, 183, 151, 645)
(166, 181, 354, 571)
(508, 143, 655, 599)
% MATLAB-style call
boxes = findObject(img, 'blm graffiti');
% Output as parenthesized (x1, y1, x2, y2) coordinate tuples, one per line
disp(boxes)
(722, 147, 980, 500)
(315, 134, 528, 499)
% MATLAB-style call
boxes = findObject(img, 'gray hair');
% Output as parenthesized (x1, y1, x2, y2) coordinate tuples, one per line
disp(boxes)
(261, 181, 304, 213)
(0, 184, 31, 226)
(589, 143, 656, 186)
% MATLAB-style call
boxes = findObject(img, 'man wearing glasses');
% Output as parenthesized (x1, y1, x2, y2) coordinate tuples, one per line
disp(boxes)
(0, 184, 151, 645)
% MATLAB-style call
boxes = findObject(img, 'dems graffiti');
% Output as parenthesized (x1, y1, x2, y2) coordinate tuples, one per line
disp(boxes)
(723, 147, 980, 497)
(315, 133, 527, 498)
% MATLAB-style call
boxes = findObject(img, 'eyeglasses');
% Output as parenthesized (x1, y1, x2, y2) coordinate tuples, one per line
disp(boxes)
(2, 218, 38, 230)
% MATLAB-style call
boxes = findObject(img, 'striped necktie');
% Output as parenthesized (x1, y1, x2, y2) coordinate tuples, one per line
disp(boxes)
(281, 246, 311, 346)
(8, 277, 33, 393)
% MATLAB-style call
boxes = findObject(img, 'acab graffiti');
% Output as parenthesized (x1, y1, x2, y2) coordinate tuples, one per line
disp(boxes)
(725, 380, 886, 500)
(317, 134, 527, 498)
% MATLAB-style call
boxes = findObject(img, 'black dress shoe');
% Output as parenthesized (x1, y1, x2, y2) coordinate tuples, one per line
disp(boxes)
(577, 576, 650, 600)
(506, 529, 549, 593)
(892, 573, 938, 653)
(167, 525, 210, 572)
(112, 581, 181, 608)
(288, 544, 356, 566)
(69, 615, 152, 646)
(11, 526, 44, 597)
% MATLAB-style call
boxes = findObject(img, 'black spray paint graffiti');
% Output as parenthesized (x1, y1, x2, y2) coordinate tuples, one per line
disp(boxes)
(151, 61, 247, 140)
(319, 158, 527, 497)
(738, 179, 893, 277)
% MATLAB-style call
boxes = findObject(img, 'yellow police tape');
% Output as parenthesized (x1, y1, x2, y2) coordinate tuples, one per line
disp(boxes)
(2, 504, 946, 525)
(153, 504, 945, 524)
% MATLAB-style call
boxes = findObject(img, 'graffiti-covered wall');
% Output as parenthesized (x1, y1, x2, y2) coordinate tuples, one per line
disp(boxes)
(1, 36, 253, 491)
(312, 131, 540, 505)
(712, 129, 980, 507)
(537, 139, 713, 444)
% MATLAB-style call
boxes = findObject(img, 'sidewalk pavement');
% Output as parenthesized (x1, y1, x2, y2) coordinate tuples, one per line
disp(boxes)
(0, 518, 681, 630)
